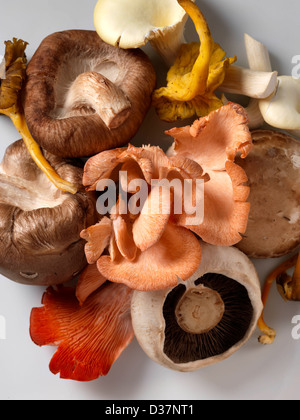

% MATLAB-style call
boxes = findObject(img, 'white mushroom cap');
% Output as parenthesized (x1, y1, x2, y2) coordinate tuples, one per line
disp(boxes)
(131, 242, 263, 372)
(94, 0, 192, 66)
(259, 76, 300, 137)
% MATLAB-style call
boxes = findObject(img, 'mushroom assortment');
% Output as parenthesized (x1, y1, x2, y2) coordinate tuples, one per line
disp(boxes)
(1, 0, 299, 383)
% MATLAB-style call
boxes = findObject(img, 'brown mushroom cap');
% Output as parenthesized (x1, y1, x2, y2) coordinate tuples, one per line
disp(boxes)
(131, 243, 263, 372)
(236, 129, 300, 258)
(0, 140, 97, 285)
(23, 30, 157, 158)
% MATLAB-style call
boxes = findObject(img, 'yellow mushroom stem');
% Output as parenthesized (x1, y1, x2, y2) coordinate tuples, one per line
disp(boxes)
(258, 253, 299, 344)
(1, 109, 77, 194)
(177, 0, 214, 100)
(277, 251, 300, 301)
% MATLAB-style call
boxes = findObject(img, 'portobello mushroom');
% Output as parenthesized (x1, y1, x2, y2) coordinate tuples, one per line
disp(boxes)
(131, 242, 263, 371)
(236, 129, 300, 258)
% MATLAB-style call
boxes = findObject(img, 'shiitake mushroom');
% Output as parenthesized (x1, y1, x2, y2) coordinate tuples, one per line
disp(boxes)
(23, 30, 156, 158)
(0, 140, 97, 285)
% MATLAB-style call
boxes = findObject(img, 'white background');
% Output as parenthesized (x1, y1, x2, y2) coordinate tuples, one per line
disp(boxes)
(0, 0, 300, 400)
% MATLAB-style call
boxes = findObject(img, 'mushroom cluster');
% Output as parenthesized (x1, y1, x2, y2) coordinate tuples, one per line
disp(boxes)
(5, 0, 300, 384)
(0, 25, 157, 285)
(79, 102, 252, 291)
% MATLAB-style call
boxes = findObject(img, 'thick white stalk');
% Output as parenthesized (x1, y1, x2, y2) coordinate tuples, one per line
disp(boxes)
(219, 65, 278, 99)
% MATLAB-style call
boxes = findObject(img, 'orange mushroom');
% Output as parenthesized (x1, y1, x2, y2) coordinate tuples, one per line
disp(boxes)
(30, 265, 134, 382)
(258, 252, 300, 345)
(166, 102, 252, 245)
(80, 102, 252, 291)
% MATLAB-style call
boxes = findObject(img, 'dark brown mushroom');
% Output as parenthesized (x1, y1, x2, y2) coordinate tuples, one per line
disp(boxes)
(0, 140, 97, 285)
(23, 30, 157, 158)
(236, 129, 300, 258)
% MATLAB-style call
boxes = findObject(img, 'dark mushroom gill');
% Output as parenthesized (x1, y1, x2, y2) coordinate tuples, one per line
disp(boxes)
(163, 273, 254, 364)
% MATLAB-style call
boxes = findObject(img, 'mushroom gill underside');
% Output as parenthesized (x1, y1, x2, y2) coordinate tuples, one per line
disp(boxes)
(163, 273, 254, 364)
(131, 243, 262, 372)
(51, 58, 131, 129)
(23, 30, 157, 158)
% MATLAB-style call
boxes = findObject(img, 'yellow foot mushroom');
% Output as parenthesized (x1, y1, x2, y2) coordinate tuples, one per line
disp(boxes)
(0, 38, 77, 194)
(131, 242, 263, 371)
(152, 0, 237, 122)
(257, 252, 300, 345)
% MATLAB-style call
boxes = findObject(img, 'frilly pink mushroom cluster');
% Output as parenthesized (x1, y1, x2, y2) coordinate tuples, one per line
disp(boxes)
(80, 102, 252, 291)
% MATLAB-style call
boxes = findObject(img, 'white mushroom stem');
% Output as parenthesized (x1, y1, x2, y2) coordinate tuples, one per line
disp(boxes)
(244, 33, 300, 137)
(243, 33, 273, 128)
(244, 33, 272, 72)
(175, 285, 225, 334)
(0, 173, 65, 211)
(246, 99, 265, 129)
(219, 65, 278, 99)
(64, 72, 131, 129)
(149, 21, 187, 67)
(259, 76, 300, 137)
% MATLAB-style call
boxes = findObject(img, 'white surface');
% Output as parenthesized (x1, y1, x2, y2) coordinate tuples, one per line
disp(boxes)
(0, 0, 300, 401)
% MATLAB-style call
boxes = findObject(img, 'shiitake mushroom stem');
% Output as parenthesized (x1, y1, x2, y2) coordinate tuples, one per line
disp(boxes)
(258, 252, 299, 345)
(9, 112, 78, 194)
(64, 72, 131, 129)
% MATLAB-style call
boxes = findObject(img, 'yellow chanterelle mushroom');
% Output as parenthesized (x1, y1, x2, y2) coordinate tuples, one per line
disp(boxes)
(152, 0, 237, 122)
